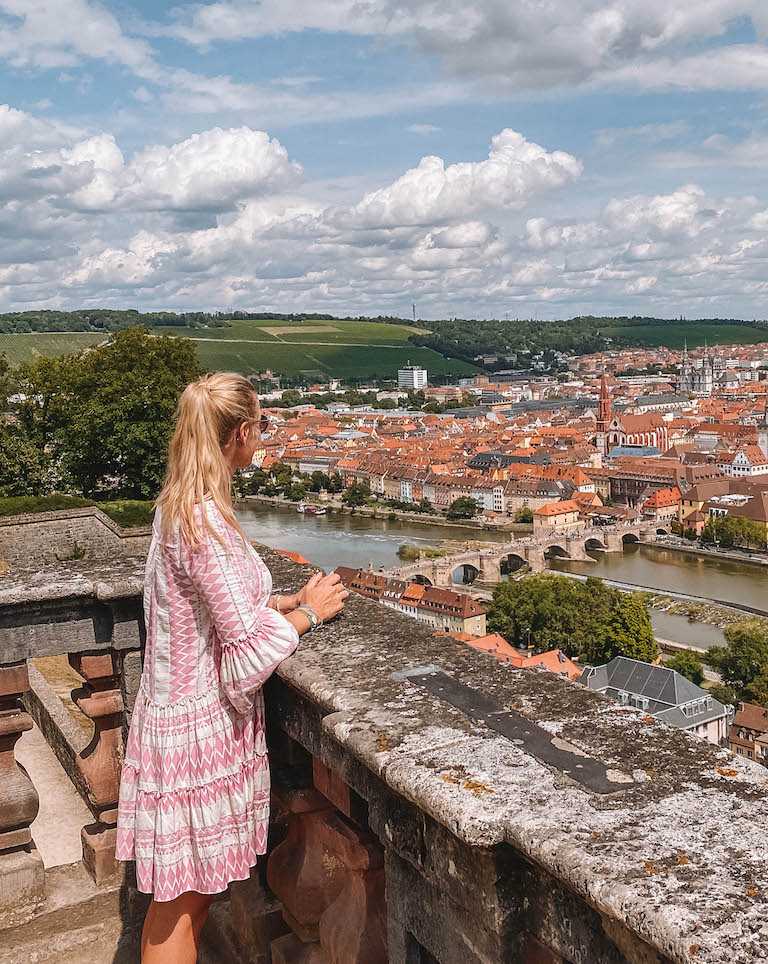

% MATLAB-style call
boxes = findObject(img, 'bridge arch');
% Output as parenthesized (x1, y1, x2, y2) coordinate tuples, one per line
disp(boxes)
(622, 532, 640, 544)
(500, 553, 527, 575)
(452, 563, 480, 585)
(585, 537, 607, 551)
(544, 545, 570, 559)
(655, 526, 669, 536)
(411, 573, 433, 586)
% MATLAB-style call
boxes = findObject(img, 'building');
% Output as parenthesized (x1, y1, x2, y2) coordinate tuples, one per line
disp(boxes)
(533, 499, 581, 533)
(638, 486, 681, 524)
(334, 566, 486, 635)
(442, 632, 581, 678)
(678, 342, 734, 396)
(716, 446, 768, 478)
(580, 656, 732, 746)
(397, 364, 428, 390)
(729, 702, 768, 764)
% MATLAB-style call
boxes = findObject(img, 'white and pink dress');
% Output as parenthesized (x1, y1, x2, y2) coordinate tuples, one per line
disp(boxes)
(116, 502, 299, 901)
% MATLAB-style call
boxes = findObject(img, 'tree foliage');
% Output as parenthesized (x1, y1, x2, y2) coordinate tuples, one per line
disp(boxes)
(706, 619, 768, 704)
(664, 651, 705, 686)
(701, 515, 767, 550)
(342, 482, 371, 507)
(18, 327, 201, 498)
(487, 574, 657, 662)
(447, 496, 478, 519)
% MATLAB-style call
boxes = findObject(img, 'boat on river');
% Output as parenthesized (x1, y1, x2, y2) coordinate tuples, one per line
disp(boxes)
(297, 503, 326, 515)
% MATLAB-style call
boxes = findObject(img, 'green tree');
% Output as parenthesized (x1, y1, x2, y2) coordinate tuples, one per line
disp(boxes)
(664, 651, 705, 686)
(416, 497, 435, 514)
(707, 619, 768, 701)
(308, 471, 330, 492)
(287, 482, 307, 501)
(0, 423, 50, 497)
(342, 482, 371, 507)
(708, 683, 739, 707)
(327, 473, 343, 494)
(601, 593, 658, 663)
(378, 398, 397, 410)
(514, 507, 534, 523)
(447, 496, 478, 519)
(280, 389, 302, 407)
(249, 468, 269, 493)
(19, 329, 201, 499)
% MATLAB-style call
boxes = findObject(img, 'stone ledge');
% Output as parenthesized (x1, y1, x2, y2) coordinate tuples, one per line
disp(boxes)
(261, 547, 768, 964)
(2, 545, 768, 962)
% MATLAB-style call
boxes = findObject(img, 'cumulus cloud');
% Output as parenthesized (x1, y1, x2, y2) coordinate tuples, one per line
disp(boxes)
(2, 110, 768, 320)
(165, 1, 768, 94)
(330, 130, 582, 229)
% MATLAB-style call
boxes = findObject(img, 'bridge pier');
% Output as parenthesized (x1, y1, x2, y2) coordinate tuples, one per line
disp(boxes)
(525, 548, 546, 573)
(479, 556, 501, 583)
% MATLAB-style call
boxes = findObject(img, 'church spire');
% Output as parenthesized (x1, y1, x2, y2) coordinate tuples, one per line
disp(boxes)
(597, 372, 611, 431)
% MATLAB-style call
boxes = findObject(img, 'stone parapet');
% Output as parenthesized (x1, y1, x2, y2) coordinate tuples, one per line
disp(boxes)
(1, 548, 768, 962)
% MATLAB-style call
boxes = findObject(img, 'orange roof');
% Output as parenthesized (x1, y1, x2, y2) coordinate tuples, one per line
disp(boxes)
(643, 486, 682, 508)
(534, 499, 581, 517)
(274, 549, 310, 564)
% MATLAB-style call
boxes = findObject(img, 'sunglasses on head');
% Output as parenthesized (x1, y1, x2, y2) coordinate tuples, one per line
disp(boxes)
(258, 413, 269, 432)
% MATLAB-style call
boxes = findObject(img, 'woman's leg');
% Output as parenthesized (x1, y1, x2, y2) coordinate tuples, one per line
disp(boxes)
(141, 891, 215, 963)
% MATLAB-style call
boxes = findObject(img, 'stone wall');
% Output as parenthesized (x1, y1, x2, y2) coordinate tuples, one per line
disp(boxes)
(2, 548, 768, 962)
(0, 508, 151, 569)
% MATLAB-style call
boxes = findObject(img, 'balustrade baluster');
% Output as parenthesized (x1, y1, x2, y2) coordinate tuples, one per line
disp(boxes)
(0, 660, 44, 916)
(68, 649, 124, 883)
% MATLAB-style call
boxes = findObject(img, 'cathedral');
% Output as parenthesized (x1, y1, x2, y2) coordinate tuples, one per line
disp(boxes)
(677, 342, 737, 395)
(594, 374, 669, 458)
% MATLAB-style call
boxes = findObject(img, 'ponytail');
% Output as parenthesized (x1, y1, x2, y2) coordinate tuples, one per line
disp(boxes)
(156, 372, 259, 547)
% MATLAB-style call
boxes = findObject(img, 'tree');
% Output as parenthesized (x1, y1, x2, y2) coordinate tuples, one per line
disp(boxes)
(342, 482, 371, 506)
(280, 389, 302, 407)
(19, 328, 201, 499)
(378, 398, 397, 410)
(327, 473, 343, 494)
(447, 496, 478, 519)
(249, 468, 269, 493)
(706, 619, 768, 701)
(287, 482, 307, 501)
(708, 683, 739, 707)
(416, 497, 435, 514)
(514, 507, 534, 523)
(487, 574, 656, 663)
(665, 651, 705, 686)
(308, 471, 330, 492)
(600, 593, 658, 663)
(0, 423, 50, 497)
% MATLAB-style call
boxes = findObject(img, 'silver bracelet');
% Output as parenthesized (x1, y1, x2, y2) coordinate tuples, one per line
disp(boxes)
(296, 604, 322, 631)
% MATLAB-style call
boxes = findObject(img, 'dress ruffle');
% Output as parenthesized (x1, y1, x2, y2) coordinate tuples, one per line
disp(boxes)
(219, 614, 299, 714)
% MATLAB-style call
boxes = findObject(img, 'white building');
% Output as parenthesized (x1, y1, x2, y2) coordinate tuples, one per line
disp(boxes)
(397, 364, 428, 390)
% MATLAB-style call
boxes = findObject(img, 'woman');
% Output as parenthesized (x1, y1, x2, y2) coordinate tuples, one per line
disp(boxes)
(116, 372, 347, 962)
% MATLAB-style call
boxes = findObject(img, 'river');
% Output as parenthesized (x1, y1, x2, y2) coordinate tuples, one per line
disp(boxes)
(237, 504, 768, 650)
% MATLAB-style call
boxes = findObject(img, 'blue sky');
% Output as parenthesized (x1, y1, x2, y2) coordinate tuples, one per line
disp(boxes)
(2, 1, 768, 319)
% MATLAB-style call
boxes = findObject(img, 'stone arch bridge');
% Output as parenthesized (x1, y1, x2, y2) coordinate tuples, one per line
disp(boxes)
(388, 523, 661, 587)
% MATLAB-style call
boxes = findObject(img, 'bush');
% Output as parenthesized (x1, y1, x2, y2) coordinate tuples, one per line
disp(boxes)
(0, 494, 95, 517)
(99, 500, 155, 528)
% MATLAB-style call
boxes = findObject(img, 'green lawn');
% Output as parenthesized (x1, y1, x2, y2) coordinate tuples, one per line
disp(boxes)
(0, 332, 107, 365)
(155, 318, 425, 345)
(603, 323, 768, 349)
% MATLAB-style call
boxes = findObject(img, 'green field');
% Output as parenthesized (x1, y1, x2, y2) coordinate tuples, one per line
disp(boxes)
(0, 332, 107, 365)
(0, 320, 475, 378)
(192, 341, 474, 377)
(603, 323, 768, 349)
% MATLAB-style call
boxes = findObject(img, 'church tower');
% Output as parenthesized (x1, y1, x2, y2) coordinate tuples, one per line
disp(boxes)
(595, 373, 612, 458)
(759, 397, 768, 458)
(679, 340, 691, 393)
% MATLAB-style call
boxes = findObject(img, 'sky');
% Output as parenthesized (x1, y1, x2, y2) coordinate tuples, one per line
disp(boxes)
(3, 1, 768, 319)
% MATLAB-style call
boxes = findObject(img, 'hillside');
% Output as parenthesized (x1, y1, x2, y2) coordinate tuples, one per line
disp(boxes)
(0, 318, 476, 379)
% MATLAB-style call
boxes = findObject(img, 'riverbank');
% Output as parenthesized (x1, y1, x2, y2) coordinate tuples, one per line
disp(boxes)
(242, 494, 533, 534)
(653, 537, 768, 568)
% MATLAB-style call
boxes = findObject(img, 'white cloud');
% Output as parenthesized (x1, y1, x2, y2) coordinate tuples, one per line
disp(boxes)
(2, 110, 768, 320)
(330, 130, 582, 229)
(164, 1, 768, 94)
(408, 124, 441, 135)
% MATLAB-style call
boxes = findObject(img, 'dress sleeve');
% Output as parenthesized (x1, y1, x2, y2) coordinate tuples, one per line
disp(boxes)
(181, 523, 299, 714)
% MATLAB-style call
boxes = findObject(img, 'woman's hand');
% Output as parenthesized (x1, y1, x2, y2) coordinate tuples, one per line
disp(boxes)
(300, 571, 349, 624)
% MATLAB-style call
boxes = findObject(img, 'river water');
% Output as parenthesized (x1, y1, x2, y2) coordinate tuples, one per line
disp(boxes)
(237, 504, 768, 649)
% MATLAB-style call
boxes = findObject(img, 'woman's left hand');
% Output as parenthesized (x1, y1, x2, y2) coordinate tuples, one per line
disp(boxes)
(274, 572, 324, 613)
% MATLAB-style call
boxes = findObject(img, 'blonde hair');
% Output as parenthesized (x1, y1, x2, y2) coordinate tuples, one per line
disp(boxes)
(156, 371, 259, 547)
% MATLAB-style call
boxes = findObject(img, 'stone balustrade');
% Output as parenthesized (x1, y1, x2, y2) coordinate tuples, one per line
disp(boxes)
(1, 548, 768, 962)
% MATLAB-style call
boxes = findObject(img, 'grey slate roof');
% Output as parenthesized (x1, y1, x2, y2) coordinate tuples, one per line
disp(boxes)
(579, 656, 729, 730)
(607, 444, 662, 459)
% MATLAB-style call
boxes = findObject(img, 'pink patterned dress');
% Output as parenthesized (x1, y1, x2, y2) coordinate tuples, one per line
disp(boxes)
(115, 502, 299, 901)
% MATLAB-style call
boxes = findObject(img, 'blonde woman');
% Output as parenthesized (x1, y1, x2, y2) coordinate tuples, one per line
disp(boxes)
(116, 372, 347, 963)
